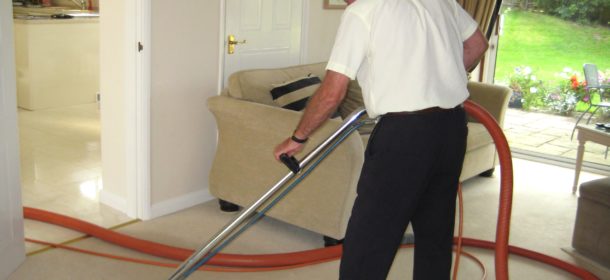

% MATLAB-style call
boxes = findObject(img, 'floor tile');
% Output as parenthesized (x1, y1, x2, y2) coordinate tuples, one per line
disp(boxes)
(19, 103, 132, 253)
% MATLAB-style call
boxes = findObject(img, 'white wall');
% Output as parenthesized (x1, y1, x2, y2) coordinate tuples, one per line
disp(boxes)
(148, 0, 221, 216)
(98, 0, 344, 219)
(0, 1, 26, 277)
(305, 0, 344, 63)
(99, 0, 129, 212)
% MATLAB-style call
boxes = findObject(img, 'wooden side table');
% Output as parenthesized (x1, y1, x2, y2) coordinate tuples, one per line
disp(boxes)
(572, 124, 610, 194)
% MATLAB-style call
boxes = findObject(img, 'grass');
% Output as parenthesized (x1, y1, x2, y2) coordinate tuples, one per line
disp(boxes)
(495, 9, 610, 84)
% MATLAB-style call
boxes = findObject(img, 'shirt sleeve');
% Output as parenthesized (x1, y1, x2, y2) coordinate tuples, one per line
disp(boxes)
(455, 5, 479, 41)
(326, 10, 370, 80)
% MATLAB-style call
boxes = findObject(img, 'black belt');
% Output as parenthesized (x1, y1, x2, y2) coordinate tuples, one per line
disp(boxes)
(385, 104, 463, 116)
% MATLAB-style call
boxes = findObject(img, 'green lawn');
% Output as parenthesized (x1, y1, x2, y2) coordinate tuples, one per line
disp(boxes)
(495, 9, 610, 85)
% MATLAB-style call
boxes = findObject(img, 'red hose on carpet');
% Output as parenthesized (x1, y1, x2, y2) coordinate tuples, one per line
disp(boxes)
(464, 100, 597, 280)
(24, 206, 342, 268)
(23, 100, 600, 279)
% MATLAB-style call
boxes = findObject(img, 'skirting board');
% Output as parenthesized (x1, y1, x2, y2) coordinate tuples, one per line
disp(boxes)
(99, 189, 128, 215)
(562, 247, 610, 279)
(150, 189, 215, 219)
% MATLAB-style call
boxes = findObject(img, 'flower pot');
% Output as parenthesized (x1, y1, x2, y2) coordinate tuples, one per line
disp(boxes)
(509, 92, 523, 108)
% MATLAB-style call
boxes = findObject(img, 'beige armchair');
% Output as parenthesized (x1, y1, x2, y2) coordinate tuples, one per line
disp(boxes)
(207, 62, 511, 241)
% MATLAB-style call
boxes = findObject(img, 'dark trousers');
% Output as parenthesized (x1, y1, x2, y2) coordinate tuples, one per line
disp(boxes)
(339, 107, 468, 280)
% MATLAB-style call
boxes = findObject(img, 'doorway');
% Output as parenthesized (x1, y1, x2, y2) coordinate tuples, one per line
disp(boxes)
(12, 1, 134, 255)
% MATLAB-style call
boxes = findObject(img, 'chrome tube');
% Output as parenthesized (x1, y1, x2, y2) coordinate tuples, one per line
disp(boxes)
(168, 172, 294, 280)
(299, 108, 367, 168)
(168, 108, 367, 280)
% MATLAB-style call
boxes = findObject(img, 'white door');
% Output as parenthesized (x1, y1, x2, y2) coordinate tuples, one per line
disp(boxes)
(223, 0, 303, 86)
(0, 1, 26, 278)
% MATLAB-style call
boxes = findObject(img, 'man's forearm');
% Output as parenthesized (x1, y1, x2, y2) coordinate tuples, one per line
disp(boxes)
(293, 71, 349, 140)
(463, 29, 489, 72)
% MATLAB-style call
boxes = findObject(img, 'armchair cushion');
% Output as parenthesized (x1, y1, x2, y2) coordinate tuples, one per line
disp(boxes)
(270, 75, 321, 111)
(225, 62, 327, 105)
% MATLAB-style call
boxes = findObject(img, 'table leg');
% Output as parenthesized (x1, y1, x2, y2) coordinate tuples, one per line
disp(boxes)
(572, 140, 585, 194)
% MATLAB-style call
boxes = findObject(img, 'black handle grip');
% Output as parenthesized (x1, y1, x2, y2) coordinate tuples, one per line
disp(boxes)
(280, 154, 301, 174)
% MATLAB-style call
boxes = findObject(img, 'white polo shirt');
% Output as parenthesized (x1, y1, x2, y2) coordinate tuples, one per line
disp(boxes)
(327, 0, 479, 118)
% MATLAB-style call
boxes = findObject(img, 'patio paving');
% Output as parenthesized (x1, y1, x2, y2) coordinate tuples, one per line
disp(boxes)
(503, 108, 610, 168)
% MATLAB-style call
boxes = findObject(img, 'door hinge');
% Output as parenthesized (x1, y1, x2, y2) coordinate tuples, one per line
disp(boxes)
(138, 42, 144, 52)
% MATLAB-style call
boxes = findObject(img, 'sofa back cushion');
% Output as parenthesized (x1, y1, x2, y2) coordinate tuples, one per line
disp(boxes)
(226, 62, 327, 106)
(338, 81, 374, 134)
(338, 80, 365, 118)
(271, 75, 322, 111)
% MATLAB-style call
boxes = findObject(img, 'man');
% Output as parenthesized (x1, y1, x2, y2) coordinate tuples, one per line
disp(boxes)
(274, 0, 488, 278)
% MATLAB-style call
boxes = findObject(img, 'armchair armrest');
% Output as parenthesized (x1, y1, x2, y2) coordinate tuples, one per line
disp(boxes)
(467, 81, 512, 126)
(207, 95, 364, 238)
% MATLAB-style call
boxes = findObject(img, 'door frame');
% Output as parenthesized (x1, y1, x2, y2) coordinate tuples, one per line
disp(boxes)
(125, 0, 152, 219)
(98, 0, 151, 220)
(217, 0, 309, 88)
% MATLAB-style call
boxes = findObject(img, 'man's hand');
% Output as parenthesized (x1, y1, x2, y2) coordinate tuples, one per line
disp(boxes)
(273, 70, 350, 162)
(274, 138, 304, 160)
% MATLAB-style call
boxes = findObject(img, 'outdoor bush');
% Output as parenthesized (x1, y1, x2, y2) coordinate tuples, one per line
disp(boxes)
(503, 66, 610, 115)
(545, 68, 584, 114)
(531, 0, 610, 25)
(508, 66, 546, 110)
(544, 91, 578, 115)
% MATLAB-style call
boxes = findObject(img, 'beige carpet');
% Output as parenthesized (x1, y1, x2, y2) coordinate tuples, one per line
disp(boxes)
(9, 159, 610, 279)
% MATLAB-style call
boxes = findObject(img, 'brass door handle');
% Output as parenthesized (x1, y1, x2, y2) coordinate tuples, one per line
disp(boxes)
(228, 35, 247, 54)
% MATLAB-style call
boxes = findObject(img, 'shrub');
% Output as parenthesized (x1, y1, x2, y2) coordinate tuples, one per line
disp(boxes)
(502, 66, 610, 116)
(544, 91, 578, 115)
(556, 68, 588, 102)
(544, 68, 610, 114)
(508, 66, 547, 110)
(543, 68, 582, 114)
(531, 0, 610, 25)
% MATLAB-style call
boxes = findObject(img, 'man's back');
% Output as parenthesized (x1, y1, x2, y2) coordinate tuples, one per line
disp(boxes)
(329, 0, 478, 116)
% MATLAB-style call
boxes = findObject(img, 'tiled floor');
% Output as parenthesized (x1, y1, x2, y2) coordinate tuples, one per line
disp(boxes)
(18, 103, 133, 253)
(504, 108, 610, 167)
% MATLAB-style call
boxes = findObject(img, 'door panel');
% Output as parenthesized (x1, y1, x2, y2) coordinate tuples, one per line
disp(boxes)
(224, 0, 302, 86)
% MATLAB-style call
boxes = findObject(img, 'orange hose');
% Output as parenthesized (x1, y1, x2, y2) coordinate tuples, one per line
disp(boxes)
(24, 207, 342, 268)
(26, 237, 489, 276)
(459, 238, 599, 280)
(24, 237, 339, 272)
(463, 100, 599, 280)
(452, 183, 464, 280)
(464, 100, 513, 280)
